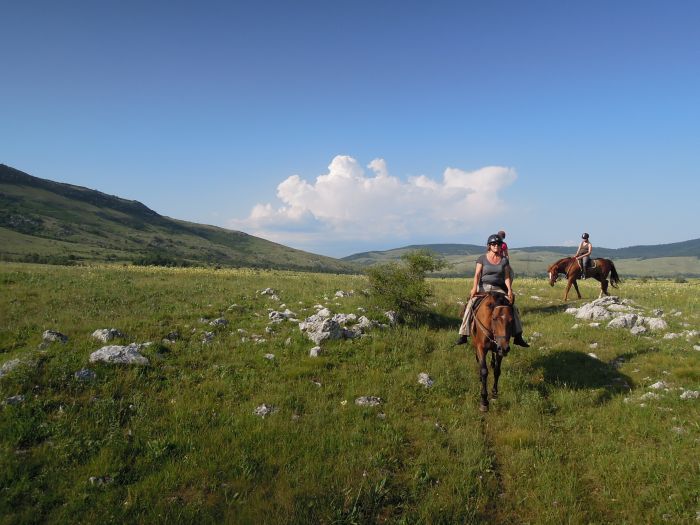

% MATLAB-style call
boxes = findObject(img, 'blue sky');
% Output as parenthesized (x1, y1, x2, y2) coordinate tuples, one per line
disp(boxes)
(2, 0, 699, 257)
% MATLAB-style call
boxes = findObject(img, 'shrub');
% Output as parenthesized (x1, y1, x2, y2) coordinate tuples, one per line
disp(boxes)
(366, 250, 446, 322)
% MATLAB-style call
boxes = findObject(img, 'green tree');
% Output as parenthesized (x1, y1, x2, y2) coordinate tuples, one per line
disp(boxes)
(366, 249, 447, 322)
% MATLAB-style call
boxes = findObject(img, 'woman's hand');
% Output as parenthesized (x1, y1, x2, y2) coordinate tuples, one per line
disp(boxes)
(469, 286, 478, 298)
(507, 290, 514, 303)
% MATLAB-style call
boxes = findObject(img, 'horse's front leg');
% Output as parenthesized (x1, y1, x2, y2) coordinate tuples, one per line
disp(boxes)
(572, 279, 582, 299)
(490, 352, 502, 399)
(478, 346, 489, 412)
(564, 278, 574, 301)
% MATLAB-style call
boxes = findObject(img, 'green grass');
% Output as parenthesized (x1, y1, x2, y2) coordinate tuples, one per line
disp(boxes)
(1, 263, 699, 523)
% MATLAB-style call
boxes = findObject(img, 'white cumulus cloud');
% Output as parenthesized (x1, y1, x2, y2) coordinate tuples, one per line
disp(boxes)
(230, 155, 518, 253)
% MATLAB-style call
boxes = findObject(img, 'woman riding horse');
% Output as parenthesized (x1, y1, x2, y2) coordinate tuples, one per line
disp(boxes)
(456, 234, 529, 347)
(574, 232, 593, 279)
(548, 255, 621, 301)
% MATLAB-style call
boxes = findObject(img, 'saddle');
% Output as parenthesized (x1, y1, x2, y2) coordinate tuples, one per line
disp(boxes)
(575, 258, 596, 271)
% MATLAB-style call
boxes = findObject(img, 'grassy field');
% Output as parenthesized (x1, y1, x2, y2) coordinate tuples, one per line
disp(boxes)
(1, 263, 698, 524)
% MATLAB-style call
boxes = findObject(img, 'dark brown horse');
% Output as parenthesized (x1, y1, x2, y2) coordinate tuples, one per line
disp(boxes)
(547, 257, 621, 301)
(470, 292, 513, 412)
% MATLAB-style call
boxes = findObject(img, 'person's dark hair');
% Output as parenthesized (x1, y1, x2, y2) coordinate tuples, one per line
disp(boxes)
(497, 230, 506, 239)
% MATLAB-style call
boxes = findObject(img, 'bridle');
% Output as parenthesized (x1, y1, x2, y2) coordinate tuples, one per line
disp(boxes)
(549, 257, 577, 284)
(475, 303, 512, 347)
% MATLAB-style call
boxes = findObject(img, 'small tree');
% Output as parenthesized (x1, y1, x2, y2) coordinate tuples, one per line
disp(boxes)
(366, 249, 446, 322)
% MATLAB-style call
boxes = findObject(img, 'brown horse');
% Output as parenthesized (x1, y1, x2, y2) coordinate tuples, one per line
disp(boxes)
(547, 257, 621, 301)
(470, 292, 514, 412)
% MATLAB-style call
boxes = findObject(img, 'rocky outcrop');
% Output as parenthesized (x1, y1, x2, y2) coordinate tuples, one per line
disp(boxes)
(89, 344, 149, 365)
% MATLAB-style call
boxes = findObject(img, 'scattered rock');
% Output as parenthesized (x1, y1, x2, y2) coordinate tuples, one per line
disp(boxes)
(3, 395, 25, 406)
(163, 331, 180, 342)
(89, 476, 113, 486)
(209, 318, 229, 327)
(253, 404, 276, 418)
(607, 314, 639, 329)
(259, 288, 276, 296)
(608, 304, 635, 312)
(649, 381, 669, 390)
(263, 353, 275, 360)
(0, 359, 22, 379)
(589, 343, 598, 349)
(640, 392, 660, 401)
(42, 330, 67, 344)
(89, 344, 149, 365)
(316, 308, 332, 318)
(384, 311, 398, 325)
(643, 317, 668, 331)
(417, 373, 434, 388)
(663, 333, 681, 340)
(652, 309, 664, 316)
(335, 290, 354, 297)
(74, 368, 97, 381)
(355, 396, 382, 407)
(694, 345, 700, 351)
(531, 332, 542, 338)
(680, 390, 699, 400)
(269, 309, 297, 323)
(332, 313, 357, 325)
(91, 328, 125, 343)
(309, 346, 322, 357)
(202, 332, 215, 343)
(630, 325, 648, 335)
(575, 304, 612, 320)
(589, 323, 600, 328)
(299, 315, 343, 344)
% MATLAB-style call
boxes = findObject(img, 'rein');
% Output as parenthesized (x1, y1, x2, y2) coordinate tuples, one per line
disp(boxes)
(474, 303, 511, 346)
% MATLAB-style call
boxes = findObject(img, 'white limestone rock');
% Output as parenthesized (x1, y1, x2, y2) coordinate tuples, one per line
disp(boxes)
(89, 344, 149, 365)
(91, 328, 125, 343)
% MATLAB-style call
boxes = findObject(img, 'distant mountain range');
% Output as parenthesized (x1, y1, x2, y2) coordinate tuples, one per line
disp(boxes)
(343, 240, 700, 277)
(0, 164, 357, 273)
(1, 163, 698, 276)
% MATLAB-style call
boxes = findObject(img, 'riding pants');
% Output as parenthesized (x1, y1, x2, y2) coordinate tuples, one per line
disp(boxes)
(578, 256, 590, 273)
(458, 284, 524, 336)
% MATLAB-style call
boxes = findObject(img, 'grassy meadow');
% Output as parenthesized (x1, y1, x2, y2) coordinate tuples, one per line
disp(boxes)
(1, 263, 699, 524)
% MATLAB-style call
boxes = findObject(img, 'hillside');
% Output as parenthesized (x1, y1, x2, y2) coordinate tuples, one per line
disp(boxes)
(0, 164, 358, 273)
(343, 240, 700, 278)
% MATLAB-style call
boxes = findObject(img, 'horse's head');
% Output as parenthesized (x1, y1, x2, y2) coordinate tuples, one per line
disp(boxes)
(547, 262, 559, 286)
(547, 258, 571, 286)
(488, 295, 513, 355)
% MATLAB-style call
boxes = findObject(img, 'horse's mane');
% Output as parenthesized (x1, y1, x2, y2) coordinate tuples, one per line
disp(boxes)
(484, 291, 511, 307)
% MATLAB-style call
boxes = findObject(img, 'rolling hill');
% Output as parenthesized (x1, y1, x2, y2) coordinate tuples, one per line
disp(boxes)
(0, 164, 358, 273)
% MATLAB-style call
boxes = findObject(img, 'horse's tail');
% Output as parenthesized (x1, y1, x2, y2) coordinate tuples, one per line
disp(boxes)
(608, 260, 621, 288)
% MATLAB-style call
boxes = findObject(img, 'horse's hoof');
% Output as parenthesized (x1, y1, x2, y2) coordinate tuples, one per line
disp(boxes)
(491, 391, 498, 399)
(479, 404, 489, 412)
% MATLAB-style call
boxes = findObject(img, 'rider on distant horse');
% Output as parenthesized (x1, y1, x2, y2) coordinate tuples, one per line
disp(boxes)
(575, 233, 592, 279)
(456, 234, 529, 347)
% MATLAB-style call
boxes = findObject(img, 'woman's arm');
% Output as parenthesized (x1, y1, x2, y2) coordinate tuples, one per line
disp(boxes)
(584, 243, 592, 256)
(470, 262, 482, 298)
(575, 241, 584, 259)
(505, 264, 514, 302)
